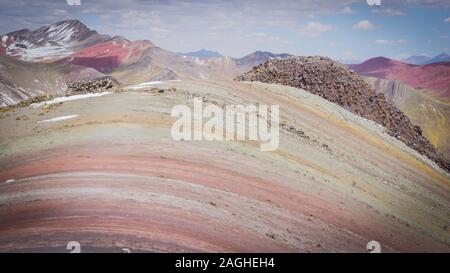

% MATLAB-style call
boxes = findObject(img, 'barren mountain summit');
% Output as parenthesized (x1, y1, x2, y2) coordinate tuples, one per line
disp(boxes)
(236, 56, 450, 172)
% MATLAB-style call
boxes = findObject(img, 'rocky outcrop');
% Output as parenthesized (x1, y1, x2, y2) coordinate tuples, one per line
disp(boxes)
(66, 78, 116, 95)
(236, 56, 449, 172)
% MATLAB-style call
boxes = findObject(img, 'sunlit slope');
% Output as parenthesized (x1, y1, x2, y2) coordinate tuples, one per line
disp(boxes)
(0, 55, 105, 107)
(365, 77, 450, 161)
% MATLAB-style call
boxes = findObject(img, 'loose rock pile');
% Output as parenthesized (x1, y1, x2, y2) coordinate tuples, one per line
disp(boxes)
(66, 78, 115, 95)
(236, 56, 449, 172)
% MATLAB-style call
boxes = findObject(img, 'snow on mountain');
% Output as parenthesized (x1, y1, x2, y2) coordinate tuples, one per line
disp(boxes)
(0, 20, 110, 62)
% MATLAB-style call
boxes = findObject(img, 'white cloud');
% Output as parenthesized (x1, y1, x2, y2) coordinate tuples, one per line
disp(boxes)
(444, 17, 450, 23)
(375, 40, 390, 44)
(352, 20, 377, 30)
(99, 14, 111, 21)
(396, 53, 411, 59)
(341, 51, 356, 59)
(375, 39, 408, 44)
(306, 22, 332, 33)
(339, 7, 355, 14)
(249, 32, 291, 44)
(372, 8, 405, 16)
(66, 0, 81, 6)
(0, 0, 447, 57)
(299, 22, 332, 37)
(53, 9, 68, 16)
(391, 0, 450, 8)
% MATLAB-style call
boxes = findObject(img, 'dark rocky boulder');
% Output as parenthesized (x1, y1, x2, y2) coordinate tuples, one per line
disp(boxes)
(66, 78, 116, 95)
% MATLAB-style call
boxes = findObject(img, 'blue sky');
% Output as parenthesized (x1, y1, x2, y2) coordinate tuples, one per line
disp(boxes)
(0, 0, 448, 60)
(282, 2, 450, 61)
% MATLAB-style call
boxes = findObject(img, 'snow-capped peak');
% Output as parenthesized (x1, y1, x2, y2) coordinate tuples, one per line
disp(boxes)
(1, 20, 109, 62)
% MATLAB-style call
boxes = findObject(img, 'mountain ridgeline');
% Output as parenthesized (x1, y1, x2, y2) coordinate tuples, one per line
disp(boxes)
(1, 20, 449, 173)
(349, 57, 450, 98)
(236, 56, 450, 172)
(0, 20, 296, 106)
(0, 20, 110, 61)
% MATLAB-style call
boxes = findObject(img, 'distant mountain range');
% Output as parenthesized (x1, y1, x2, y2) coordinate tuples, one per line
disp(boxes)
(1, 19, 449, 169)
(401, 55, 431, 65)
(349, 57, 450, 98)
(364, 76, 450, 160)
(0, 20, 294, 106)
(1, 19, 448, 106)
(424, 53, 450, 64)
(177, 49, 223, 58)
(401, 53, 450, 65)
(335, 59, 363, 65)
(234, 51, 292, 67)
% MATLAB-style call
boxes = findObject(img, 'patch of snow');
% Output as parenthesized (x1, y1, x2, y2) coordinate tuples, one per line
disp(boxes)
(194, 57, 206, 66)
(199, 72, 209, 79)
(125, 81, 163, 90)
(46, 22, 76, 43)
(31, 92, 111, 108)
(6, 41, 74, 61)
(3, 179, 16, 184)
(47, 24, 58, 34)
(3, 23, 77, 61)
(140, 81, 163, 85)
(38, 115, 79, 123)
(124, 80, 182, 90)
(0, 92, 19, 105)
(62, 28, 75, 42)
(21, 45, 73, 61)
